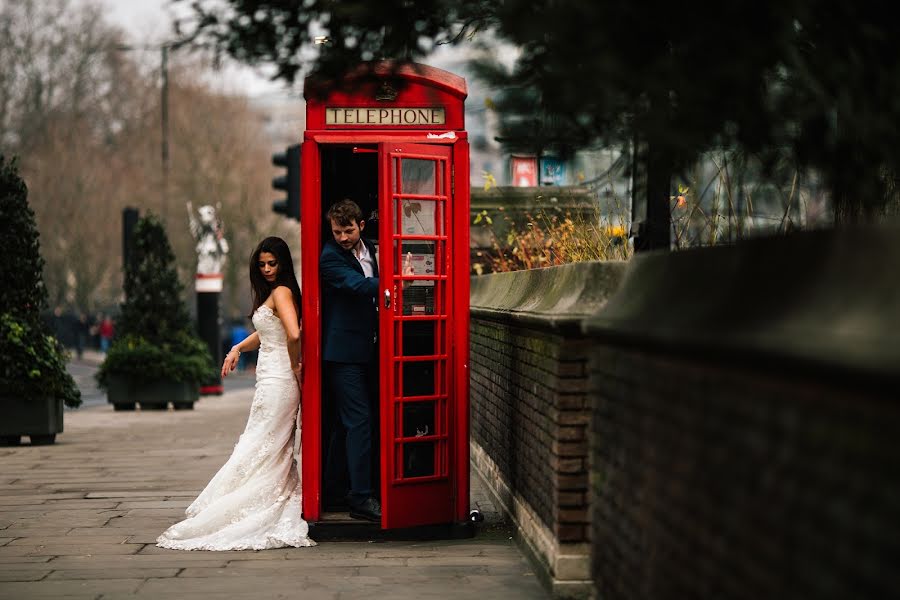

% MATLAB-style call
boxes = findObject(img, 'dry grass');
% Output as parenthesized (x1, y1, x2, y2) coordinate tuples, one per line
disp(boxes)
(472, 205, 631, 274)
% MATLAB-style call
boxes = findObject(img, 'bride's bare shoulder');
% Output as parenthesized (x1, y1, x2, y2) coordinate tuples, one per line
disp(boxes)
(271, 285, 294, 300)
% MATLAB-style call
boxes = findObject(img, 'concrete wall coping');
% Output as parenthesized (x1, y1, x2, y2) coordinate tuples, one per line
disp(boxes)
(471, 186, 596, 209)
(470, 261, 628, 333)
(583, 227, 900, 386)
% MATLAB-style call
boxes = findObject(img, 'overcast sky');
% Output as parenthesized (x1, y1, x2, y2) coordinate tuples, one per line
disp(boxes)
(93, 0, 291, 98)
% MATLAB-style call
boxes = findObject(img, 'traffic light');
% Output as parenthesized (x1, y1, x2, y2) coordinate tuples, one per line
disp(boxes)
(272, 144, 300, 220)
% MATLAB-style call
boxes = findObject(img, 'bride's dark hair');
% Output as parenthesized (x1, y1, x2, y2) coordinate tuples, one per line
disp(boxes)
(248, 237, 301, 319)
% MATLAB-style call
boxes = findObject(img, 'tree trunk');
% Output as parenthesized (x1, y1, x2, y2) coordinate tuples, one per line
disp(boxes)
(635, 141, 672, 251)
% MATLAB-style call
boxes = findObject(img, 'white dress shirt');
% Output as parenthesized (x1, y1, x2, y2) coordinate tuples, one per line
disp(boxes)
(353, 238, 375, 278)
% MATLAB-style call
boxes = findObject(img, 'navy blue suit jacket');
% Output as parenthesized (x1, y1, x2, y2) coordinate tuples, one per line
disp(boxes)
(320, 237, 379, 363)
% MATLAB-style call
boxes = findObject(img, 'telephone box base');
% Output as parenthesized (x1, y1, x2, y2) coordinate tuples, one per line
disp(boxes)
(308, 516, 475, 541)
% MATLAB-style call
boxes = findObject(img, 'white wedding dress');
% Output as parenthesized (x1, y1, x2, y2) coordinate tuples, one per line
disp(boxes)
(156, 305, 315, 550)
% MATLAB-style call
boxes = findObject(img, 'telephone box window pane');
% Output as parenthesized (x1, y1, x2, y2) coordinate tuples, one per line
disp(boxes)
(403, 442, 435, 478)
(403, 361, 435, 397)
(401, 158, 436, 195)
(402, 401, 435, 438)
(396, 199, 439, 236)
(398, 241, 435, 278)
(402, 321, 435, 356)
(403, 284, 435, 315)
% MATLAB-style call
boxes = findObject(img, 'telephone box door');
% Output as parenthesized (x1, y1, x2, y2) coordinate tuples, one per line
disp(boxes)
(378, 142, 456, 529)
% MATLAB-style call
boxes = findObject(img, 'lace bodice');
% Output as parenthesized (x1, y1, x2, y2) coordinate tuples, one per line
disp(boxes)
(156, 305, 313, 551)
(253, 304, 287, 349)
(252, 304, 293, 378)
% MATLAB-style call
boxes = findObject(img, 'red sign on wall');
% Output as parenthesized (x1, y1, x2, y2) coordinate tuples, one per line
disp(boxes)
(511, 155, 538, 187)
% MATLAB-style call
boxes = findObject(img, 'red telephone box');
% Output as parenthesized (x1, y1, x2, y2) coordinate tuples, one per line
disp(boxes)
(298, 62, 470, 530)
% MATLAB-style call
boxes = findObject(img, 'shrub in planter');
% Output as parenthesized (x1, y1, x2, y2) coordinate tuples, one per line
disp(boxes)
(0, 155, 81, 445)
(96, 214, 214, 410)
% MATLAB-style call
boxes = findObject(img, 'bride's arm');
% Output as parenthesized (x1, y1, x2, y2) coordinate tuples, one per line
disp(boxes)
(221, 331, 260, 378)
(272, 287, 302, 380)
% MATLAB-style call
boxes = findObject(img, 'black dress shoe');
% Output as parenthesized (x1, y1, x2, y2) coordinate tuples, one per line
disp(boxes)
(349, 497, 381, 522)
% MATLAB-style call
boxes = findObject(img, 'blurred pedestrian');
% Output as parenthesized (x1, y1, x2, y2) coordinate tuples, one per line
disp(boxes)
(88, 314, 100, 349)
(75, 312, 90, 360)
(98, 315, 114, 353)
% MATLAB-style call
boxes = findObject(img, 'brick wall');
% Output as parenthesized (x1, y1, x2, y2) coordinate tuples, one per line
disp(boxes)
(470, 321, 591, 541)
(584, 228, 900, 599)
(587, 347, 899, 600)
(470, 228, 899, 599)
(469, 261, 626, 599)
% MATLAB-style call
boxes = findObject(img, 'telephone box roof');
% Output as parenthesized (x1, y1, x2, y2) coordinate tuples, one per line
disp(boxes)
(304, 61, 467, 100)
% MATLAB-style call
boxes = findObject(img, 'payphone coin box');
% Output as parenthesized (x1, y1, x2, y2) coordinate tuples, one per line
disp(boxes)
(298, 62, 471, 531)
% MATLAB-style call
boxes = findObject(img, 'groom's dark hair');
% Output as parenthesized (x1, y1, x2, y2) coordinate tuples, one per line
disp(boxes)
(327, 199, 363, 226)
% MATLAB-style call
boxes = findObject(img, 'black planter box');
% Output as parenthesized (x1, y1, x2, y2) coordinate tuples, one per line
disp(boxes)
(107, 376, 198, 411)
(0, 396, 63, 445)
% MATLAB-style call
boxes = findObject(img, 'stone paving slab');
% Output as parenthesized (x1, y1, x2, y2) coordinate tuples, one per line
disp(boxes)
(176, 565, 354, 577)
(42, 501, 121, 509)
(5, 543, 144, 556)
(1, 509, 127, 518)
(7, 536, 131, 546)
(2, 528, 73, 537)
(123, 590, 340, 600)
(5, 519, 115, 529)
(45, 568, 181, 580)
(229, 556, 410, 568)
(0, 387, 546, 599)
(100, 517, 182, 529)
(85, 492, 199, 499)
(135, 575, 360, 595)
(0, 495, 86, 506)
(0, 570, 52, 582)
(0, 563, 55, 572)
(0, 578, 144, 597)
(44, 555, 230, 569)
(115, 501, 191, 510)
(119, 509, 185, 518)
(1, 595, 97, 600)
(65, 528, 152, 537)
(0, 556, 53, 564)
(0, 545, 45, 557)
(123, 534, 164, 544)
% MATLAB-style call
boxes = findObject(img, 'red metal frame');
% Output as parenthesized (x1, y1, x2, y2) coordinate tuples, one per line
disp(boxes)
(379, 142, 453, 528)
(299, 63, 469, 528)
(300, 139, 322, 520)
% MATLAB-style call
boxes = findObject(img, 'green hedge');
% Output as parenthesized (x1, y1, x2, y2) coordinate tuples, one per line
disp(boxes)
(0, 155, 81, 408)
(96, 332, 215, 388)
(0, 313, 81, 408)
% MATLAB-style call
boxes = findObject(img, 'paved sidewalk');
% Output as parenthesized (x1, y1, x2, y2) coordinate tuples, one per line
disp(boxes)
(0, 387, 545, 599)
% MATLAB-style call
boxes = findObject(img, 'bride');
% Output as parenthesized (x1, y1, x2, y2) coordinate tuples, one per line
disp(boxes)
(157, 237, 315, 550)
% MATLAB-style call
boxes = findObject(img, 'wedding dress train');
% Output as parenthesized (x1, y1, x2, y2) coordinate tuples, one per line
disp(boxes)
(156, 305, 314, 550)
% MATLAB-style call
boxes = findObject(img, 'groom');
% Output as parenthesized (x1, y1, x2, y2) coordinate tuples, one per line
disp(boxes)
(320, 199, 381, 522)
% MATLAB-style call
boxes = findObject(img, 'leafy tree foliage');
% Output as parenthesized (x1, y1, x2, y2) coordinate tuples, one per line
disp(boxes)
(117, 215, 193, 343)
(0, 155, 80, 407)
(175, 0, 900, 232)
(2, 0, 294, 314)
(763, 3, 900, 223)
(0, 156, 47, 316)
(174, 0, 495, 82)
